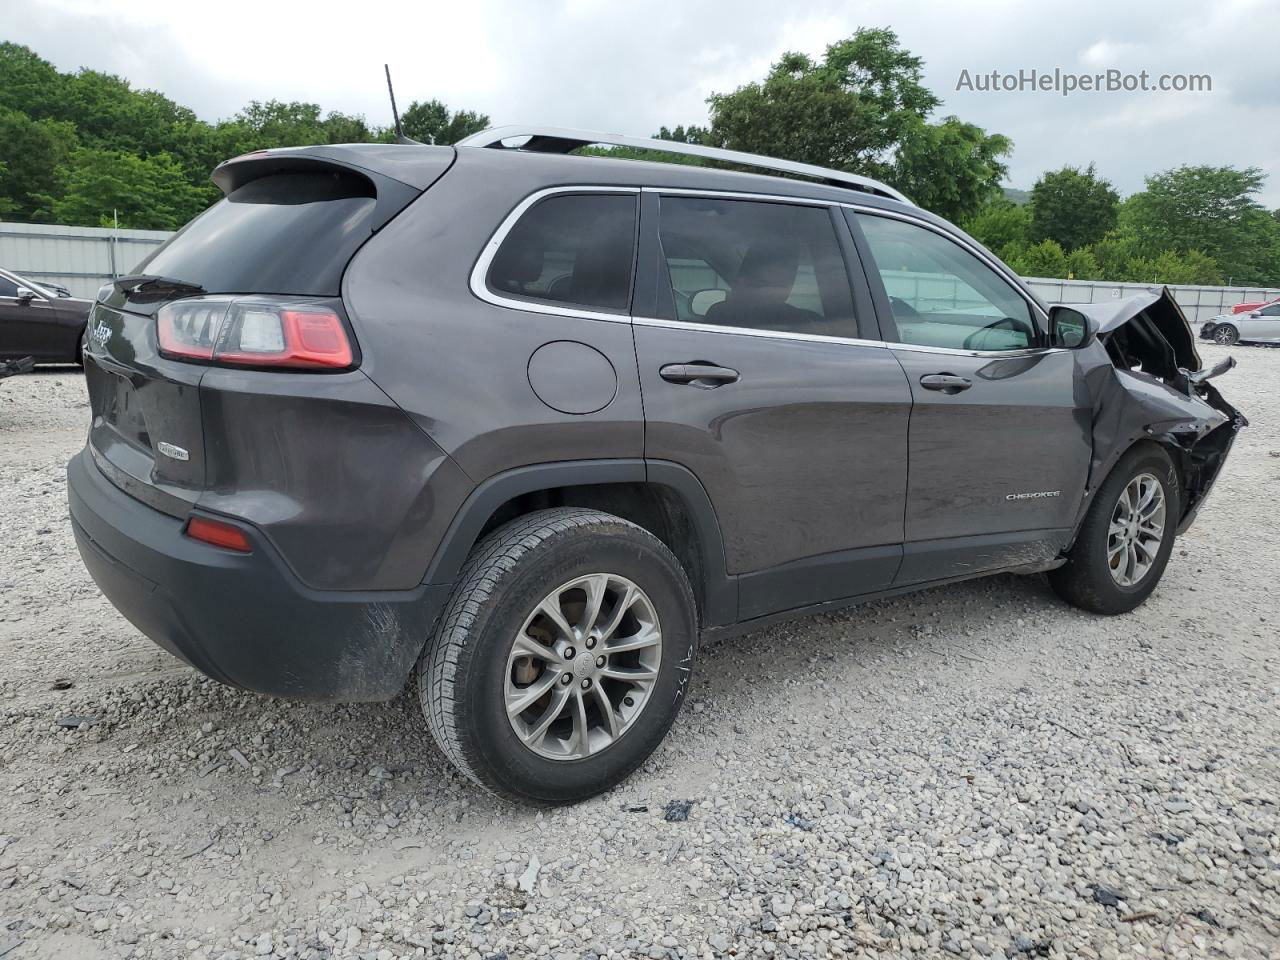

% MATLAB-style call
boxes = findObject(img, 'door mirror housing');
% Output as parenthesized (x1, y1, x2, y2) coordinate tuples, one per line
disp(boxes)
(14, 287, 36, 304)
(1048, 305, 1097, 349)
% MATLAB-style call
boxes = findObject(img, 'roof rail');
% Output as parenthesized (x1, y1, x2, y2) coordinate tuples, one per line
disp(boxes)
(455, 125, 912, 205)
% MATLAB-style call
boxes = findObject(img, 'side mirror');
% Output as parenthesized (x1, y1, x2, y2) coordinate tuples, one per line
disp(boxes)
(689, 288, 727, 318)
(1249, 310, 1262, 318)
(14, 287, 35, 304)
(1048, 305, 1096, 349)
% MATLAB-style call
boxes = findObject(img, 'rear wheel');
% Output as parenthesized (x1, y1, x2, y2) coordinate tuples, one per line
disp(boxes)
(1213, 324, 1239, 345)
(418, 508, 697, 804)
(1049, 444, 1180, 615)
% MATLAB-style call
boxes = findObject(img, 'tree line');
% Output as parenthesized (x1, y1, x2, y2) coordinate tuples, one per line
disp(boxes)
(2, 34, 1278, 286)
(0, 43, 490, 230)
(967, 164, 1280, 287)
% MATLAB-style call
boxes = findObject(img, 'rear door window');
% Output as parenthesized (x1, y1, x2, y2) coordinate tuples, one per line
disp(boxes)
(134, 171, 383, 297)
(487, 193, 638, 313)
(655, 197, 857, 338)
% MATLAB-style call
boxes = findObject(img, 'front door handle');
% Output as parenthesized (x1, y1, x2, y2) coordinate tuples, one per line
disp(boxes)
(659, 362, 740, 388)
(920, 373, 972, 394)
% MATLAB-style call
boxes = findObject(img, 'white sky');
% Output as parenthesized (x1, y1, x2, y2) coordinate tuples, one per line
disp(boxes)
(10, 0, 1280, 206)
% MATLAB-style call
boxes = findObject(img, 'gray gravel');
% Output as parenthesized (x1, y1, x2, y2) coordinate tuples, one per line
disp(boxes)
(1, 345, 1278, 960)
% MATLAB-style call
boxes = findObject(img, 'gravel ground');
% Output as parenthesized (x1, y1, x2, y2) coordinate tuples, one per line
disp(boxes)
(0, 345, 1277, 960)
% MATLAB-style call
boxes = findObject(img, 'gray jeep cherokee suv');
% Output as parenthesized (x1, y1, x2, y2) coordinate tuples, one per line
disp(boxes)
(67, 126, 1244, 804)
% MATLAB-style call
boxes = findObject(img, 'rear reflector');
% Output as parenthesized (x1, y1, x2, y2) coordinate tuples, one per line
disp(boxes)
(185, 516, 253, 553)
(157, 296, 354, 370)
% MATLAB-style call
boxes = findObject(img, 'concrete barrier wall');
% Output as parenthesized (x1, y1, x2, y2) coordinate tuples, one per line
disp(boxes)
(0, 222, 170, 299)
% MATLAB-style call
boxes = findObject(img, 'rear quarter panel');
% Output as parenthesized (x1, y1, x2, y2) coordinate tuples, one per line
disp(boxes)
(341, 154, 645, 484)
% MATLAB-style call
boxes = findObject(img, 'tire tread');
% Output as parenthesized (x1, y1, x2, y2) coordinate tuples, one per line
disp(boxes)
(418, 507, 689, 801)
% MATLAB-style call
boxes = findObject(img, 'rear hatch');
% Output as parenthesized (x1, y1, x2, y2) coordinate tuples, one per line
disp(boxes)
(82, 147, 448, 518)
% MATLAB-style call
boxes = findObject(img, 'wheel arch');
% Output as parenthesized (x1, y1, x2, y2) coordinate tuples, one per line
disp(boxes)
(1067, 436, 1186, 551)
(422, 459, 736, 628)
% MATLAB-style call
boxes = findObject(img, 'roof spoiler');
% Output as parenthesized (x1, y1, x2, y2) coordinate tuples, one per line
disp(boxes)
(456, 125, 912, 204)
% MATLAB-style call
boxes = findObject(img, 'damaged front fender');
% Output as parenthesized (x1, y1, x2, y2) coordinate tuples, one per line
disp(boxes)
(1060, 288, 1247, 538)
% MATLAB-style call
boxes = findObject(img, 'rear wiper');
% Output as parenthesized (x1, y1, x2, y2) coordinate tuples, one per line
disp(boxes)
(112, 274, 206, 301)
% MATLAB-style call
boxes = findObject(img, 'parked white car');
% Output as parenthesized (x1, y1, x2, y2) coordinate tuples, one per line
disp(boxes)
(1201, 303, 1280, 344)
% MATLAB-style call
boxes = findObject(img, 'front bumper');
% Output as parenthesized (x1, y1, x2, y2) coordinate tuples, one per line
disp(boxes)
(67, 449, 451, 701)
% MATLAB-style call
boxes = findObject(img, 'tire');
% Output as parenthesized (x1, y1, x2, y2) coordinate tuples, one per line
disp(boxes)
(418, 507, 698, 805)
(1049, 444, 1181, 615)
(1212, 324, 1239, 345)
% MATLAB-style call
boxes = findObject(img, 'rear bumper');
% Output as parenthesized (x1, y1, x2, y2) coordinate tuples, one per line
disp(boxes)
(67, 449, 451, 701)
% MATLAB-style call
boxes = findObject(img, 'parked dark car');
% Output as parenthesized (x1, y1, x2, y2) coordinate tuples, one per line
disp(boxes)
(0, 268, 91, 364)
(67, 129, 1245, 804)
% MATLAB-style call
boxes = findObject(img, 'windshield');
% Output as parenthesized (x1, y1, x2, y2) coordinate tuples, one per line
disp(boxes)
(4, 271, 59, 298)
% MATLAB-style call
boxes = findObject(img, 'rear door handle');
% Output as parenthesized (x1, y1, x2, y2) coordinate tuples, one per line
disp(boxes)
(659, 362, 740, 388)
(920, 373, 972, 393)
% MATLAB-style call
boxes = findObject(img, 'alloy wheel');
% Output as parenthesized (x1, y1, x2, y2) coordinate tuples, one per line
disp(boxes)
(505, 574, 662, 760)
(1107, 472, 1166, 587)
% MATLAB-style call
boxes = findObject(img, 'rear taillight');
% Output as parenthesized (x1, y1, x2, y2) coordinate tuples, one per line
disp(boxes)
(185, 515, 253, 552)
(157, 296, 354, 370)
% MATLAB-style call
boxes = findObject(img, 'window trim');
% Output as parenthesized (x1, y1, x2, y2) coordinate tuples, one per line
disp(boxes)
(468, 183, 1049, 357)
(470, 185, 641, 323)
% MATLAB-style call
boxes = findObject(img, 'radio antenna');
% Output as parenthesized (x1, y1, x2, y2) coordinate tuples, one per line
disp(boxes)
(384, 65, 421, 144)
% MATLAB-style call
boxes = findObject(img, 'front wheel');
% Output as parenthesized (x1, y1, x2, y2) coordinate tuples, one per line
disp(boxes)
(1049, 444, 1180, 615)
(418, 508, 697, 804)
(1213, 324, 1239, 345)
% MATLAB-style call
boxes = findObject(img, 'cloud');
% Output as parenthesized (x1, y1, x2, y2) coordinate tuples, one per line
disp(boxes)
(6, 0, 1280, 206)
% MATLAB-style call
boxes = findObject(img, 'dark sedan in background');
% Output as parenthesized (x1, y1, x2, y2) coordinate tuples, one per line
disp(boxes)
(0, 267, 92, 365)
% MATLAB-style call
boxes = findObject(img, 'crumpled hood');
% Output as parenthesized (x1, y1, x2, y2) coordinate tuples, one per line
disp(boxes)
(1061, 288, 1201, 373)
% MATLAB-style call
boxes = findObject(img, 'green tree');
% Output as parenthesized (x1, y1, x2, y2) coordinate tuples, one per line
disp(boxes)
(62, 70, 198, 158)
(232, 100, 329, 146)
(963, 199, 1030, 252)
(699, 30, 1008, 219)
(1122, 249, 1222, 285)
(706, 29, 939, 176)
(1065, 247, 1102, 280)
(51, 149, 206, 229)
(0, 43, 68, 119)
(1085, 235, 1140, 280)
(1028, 164, 1118, 251)
(1120, 165, 1280, 284)
(890, 116, 1010, 223)
(1002, 239, 1069, 278)
(0, 108, 78, 220)
(399, 99, 489, 145)
(656, 125, 711, 144)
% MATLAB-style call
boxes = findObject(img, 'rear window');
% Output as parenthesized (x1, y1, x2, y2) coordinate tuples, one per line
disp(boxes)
(133, 171, 379, 297)
(487, 193, 637, 313)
